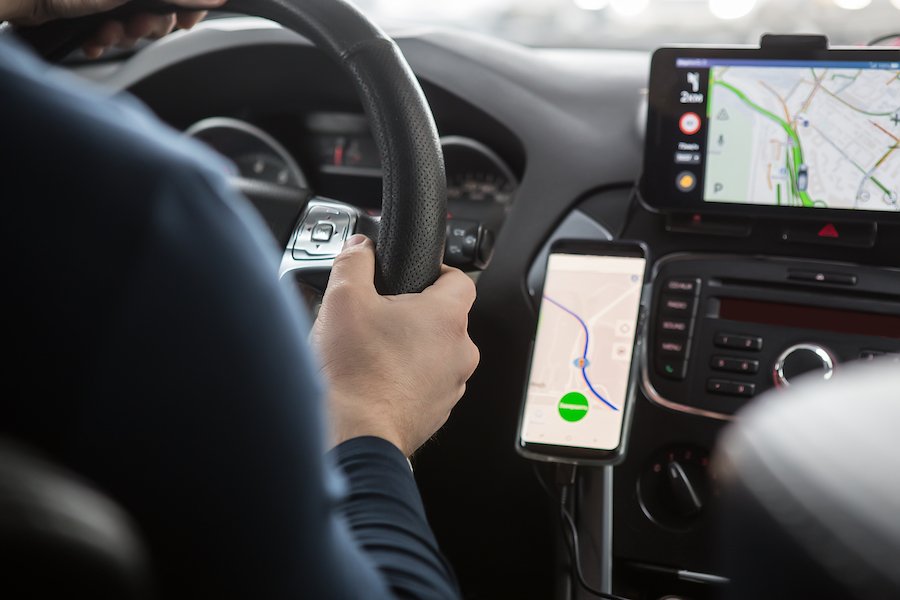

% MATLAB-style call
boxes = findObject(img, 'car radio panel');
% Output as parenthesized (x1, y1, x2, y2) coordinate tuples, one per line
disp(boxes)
(643, 254, 900, 419)
(642, 45, 900, 222)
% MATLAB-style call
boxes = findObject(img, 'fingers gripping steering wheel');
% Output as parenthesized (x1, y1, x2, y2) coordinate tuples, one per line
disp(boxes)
(11, 0, 447, 296)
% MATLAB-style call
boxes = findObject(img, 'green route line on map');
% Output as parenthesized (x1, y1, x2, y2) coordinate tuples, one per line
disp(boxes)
(714, 79, 815, 208)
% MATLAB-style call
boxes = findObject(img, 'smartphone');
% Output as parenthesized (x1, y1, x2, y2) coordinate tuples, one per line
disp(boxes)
(516, 240, 648, 465)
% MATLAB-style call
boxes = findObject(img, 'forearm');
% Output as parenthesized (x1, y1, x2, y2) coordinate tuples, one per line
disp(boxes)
(330, 437, 461, 599)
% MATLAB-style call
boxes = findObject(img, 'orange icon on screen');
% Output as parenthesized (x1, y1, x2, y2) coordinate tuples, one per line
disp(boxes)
(676, 171, 697, 193)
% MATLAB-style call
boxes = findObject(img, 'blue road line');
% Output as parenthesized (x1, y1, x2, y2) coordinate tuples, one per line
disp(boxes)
(543, 296, 618, 411)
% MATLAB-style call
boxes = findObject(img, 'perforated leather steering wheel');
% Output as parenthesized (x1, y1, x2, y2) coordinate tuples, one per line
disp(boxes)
(11, 0, 447, 295)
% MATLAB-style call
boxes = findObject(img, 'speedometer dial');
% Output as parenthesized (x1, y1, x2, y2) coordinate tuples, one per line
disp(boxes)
(234, 153, 294, 186)
(441, 136, 518, 208)
(185, 117, 308, 189)
(447, 171, 516, 205)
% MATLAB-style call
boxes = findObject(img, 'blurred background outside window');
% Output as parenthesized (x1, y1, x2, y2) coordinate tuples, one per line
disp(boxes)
(355, 0, 900, 49)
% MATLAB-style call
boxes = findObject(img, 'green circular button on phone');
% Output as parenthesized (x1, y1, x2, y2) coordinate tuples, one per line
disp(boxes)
(558, 392, 589, 423)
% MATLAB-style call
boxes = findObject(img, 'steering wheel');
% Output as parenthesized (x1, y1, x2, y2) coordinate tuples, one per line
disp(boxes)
(10, 0, 447, 296)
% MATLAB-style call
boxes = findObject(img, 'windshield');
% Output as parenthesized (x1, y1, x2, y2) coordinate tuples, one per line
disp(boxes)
(355, 0, 900, 50)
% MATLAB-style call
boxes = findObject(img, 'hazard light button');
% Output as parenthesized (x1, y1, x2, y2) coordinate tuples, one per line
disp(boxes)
(780, 220, 876, 249)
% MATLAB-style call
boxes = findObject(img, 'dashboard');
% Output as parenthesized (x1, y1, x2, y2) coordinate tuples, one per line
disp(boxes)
(73, 19, 900, 600)
(185, 113, 518, 226)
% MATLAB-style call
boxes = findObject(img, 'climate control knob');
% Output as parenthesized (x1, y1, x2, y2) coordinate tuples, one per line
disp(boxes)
(773, 343, 836, 388)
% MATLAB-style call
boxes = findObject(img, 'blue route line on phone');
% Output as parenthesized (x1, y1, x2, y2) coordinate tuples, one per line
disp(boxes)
(543, 295, 618, 411)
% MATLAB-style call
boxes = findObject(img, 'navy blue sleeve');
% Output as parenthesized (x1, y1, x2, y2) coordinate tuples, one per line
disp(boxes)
(330, 438, 460, 599)
(0, 37, 459, 600)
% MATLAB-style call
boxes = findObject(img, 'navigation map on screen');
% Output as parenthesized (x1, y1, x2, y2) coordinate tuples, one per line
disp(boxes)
(521, 253, 644, 451)
(701, 60, 900, 212)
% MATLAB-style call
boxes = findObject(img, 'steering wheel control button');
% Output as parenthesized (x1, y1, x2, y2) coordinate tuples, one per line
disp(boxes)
(311, 222, 335, 243)
(445, 219, 492, 269)
(773, 343, 836, 388)
(707, 379, 756, 398)
(711, 356, 759, 375)
(292, 204, 355, 260)
(665, 278, 701, 295)
(714, 332, 763, 352)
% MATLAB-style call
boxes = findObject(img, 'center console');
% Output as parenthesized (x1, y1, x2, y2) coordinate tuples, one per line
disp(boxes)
(645, 254, 900, 420)
(560, 36, 900, 600)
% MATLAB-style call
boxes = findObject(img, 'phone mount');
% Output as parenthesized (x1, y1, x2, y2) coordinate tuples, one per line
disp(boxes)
(759, 34, 829, 50)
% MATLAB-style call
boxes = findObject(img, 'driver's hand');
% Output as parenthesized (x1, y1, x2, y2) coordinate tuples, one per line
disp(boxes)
(4, 0, 225, 58)
(313, 235, 480, 457)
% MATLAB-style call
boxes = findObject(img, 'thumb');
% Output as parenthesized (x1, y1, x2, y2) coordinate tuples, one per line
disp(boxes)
(328, 235, 376, 291)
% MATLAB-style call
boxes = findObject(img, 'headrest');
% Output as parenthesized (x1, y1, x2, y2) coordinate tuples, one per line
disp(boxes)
(0, 440, 152, 599)
(716, 358, 900, 600)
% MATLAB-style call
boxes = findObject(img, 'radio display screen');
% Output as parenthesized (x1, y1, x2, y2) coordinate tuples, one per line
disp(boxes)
(643, 48, 900, 219)
(719, 297, 900, 340)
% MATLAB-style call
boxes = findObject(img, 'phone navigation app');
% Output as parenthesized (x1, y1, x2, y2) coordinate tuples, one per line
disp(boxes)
(521, 254, 644, 451)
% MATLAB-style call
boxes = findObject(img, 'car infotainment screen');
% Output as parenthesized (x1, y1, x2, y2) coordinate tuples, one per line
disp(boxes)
(643, 47, 900, 219)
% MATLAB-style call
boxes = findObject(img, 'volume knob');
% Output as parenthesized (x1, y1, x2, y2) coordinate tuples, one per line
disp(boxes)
(773, 343, 836, 388)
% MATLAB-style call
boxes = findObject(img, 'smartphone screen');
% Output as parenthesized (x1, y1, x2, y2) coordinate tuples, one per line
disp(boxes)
(519, 243, 646, 462)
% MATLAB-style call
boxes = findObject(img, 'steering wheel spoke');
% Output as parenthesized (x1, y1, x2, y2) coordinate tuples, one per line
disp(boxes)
(229, 176, 313, 246)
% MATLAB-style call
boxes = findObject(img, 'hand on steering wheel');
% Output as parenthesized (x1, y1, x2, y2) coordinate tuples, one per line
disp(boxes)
(4, 0, 223, 57)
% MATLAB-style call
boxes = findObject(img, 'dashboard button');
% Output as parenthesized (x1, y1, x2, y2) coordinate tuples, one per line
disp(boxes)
(665, 278, 701, 295)
(658, 339, 688, 356)
(660, 294, 695, 316)
(788, 269, 858, 286)
(711, 355, 759, 374)
(707, 379, 756, 397)
(714, 332, 763, 352)
(657, 358, 688, 380)
(780, 220, 876, 249)
(660, 319, 690, 334)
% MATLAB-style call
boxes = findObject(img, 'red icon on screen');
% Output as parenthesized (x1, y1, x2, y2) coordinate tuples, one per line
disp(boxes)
(679, 112, 702, 136)
(818, 223, 840, 238)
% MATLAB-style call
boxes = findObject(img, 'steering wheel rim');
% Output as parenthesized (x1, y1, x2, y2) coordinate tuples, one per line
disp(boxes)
(10, 0, 447, 295)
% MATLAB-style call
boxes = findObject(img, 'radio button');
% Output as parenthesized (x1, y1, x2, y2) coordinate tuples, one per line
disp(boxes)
(660, 319, 690, 334)
(658, 339, 688, 356)
(660, 294, 695, 316)
(788, 269, 858, 286)
(707, 379, 756, 398)
(657, 358, 688, 380)
(715, 332, 763, 352)
(711, 355, 759, 374)
(665, 278, 700, 295)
